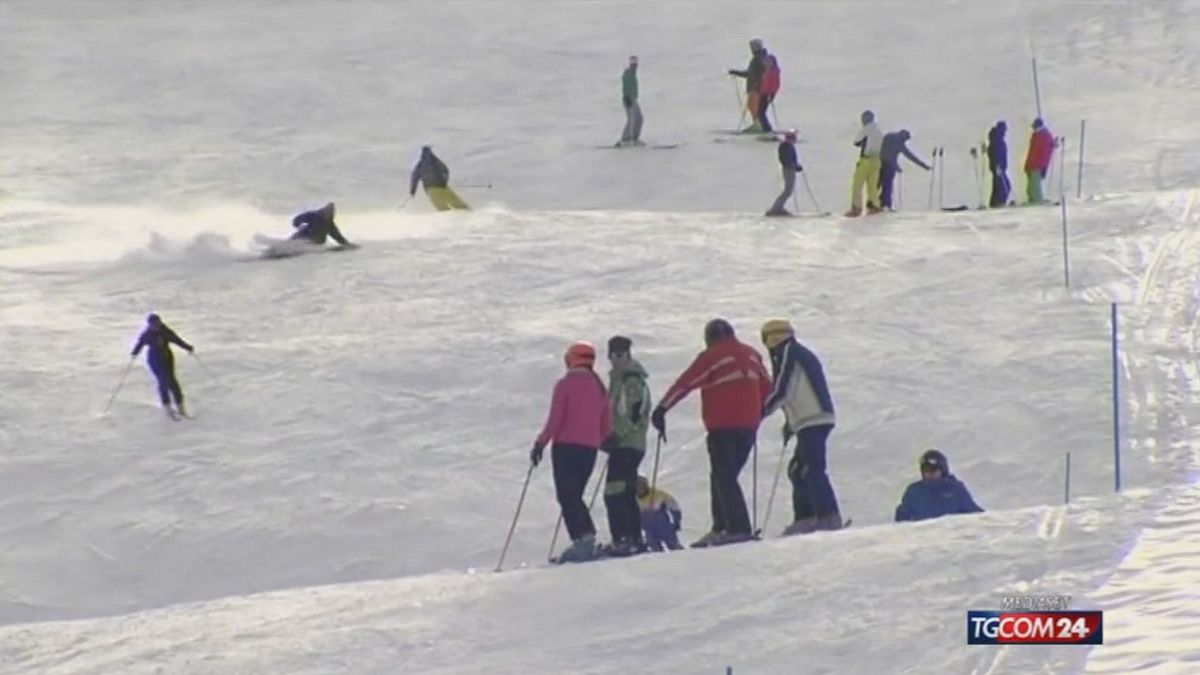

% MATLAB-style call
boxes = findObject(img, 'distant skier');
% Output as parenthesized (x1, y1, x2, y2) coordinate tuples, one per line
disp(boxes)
(894, 449, 984, 522)
(651, 319, 770, 548)
(530, 342, 612, 563)
(636, 475, 683, 551)
(728, 39, 768, 133)
(759, 319, 843, 534)
(879, 130, 931, 211)
(756, 50, 781, 133)
(130, 313, 194, 419)
(291, 202, 354, 247)
(847, 110, 883, 217)
(766, 129, 801, 216)
(409, 146, 470, 211)
(600, 335, 652, 556)
(986, 121, 1011, 207)
(617, 56, 644, 147)
(1024, 118, 1055, 204)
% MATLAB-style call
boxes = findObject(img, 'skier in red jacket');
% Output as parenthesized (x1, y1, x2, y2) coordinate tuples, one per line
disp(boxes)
(651, 319, 771, 547)
(1024, 118, 1055, 204)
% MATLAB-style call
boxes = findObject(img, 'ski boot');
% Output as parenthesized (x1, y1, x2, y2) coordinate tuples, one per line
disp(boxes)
(844, 207, 862, 217)
(816, 513, 845, 531)
(690, 530, 724, 548)
(557, 534, 598, 563)
(781, 517, 819, 537)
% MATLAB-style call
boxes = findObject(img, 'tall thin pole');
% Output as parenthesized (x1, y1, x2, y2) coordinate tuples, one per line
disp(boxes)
(1032, 57, 1043, 119)
(1059, 137, 1070, 288)
(1076, 120, 1086, 200)
(1111, 303, 1122, 492)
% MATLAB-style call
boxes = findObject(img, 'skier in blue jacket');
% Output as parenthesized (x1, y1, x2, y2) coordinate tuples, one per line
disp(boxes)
(894, 449, 984, 522)
(130, 313, 194, 419)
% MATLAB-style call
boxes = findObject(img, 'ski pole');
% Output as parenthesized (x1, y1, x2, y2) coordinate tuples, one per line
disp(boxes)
(732, 76, 746, 132)
(496, 462, 535, 572)
(751, 440, 759, 534)
(800, 171, 823, 212)
(898, 170, 903, 211)
(938, 147, 945, 209)
(969, 147, 983, 208)
(927, 147, 937, 210)
(102, 357, 135, 415)
(396, 195, 412, 212)
(649, 435, 663, 493)
(190, 352, 215, 380)
(770, 99, 780, 130)
(457, 183, 493, 189)
(546, 457, 608, 561)
(761, 438, 789, 534)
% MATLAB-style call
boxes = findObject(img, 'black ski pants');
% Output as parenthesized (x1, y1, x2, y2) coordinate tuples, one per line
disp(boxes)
(552, 443, 598, 541)
(602, 446, 643, 543)
(757, 93, 775, 132)
(989, 170, 1011, 207)
(148, 357, 184, 407)
(879, 161, 899, 209)
(707, 428, 756, 535)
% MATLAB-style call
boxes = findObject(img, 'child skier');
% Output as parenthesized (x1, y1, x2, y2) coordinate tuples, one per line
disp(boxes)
(130, 313, 194, 419)
(765, 129, 801, 216)
(530, 342, 612, 563)
(617, 56, 644, 146)
(636, 475, 683, 551)
(894, 449, 984, 522)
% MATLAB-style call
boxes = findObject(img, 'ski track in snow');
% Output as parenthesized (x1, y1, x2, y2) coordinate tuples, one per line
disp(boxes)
(3, 1, 1200, 672)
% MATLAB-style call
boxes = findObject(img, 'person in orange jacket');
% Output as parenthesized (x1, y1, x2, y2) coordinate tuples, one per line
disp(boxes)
(651, 319, 771, 548)
(1024, 118, 1055, 204)
(756, 51, 781, 133)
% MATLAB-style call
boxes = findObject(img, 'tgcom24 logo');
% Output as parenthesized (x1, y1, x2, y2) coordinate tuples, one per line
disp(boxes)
(966, 610, 1103, 645)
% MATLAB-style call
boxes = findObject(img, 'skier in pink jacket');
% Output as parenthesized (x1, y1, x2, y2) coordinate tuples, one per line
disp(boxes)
(531, 341, 613, 562)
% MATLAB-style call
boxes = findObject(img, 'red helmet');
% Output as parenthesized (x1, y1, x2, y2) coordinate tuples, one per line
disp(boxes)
(564, 341, 596, 368)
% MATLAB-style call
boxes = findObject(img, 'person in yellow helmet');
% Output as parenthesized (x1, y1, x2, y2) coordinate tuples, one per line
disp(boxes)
(636, 475, 683, 551)
(760, 319, 843, 535)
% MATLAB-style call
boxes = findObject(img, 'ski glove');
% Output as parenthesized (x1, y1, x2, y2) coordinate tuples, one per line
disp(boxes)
(650, 405, 667, 442)
(529, 441, 545, 467)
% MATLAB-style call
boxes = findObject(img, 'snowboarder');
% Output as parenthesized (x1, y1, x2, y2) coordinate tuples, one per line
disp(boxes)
(651, 319, 771, 547)
(728, 39, 769, 133)
(130, 313, 194, 419)
(291, 202, 354, 247)
(766, 129, 801, 216)
(599, 335, 652, 556)
(986, 121, 1011, 207)
(894, 449, 984, 522)
(847, 110, 883, 216)
(879, 130, 931, 211)
(409, 146, 470, 211)
(617, 56, 644, 146)
(530, 342, 612, 563)
(1024, 118, 1055, 204)
(757, 50, 781, 133)
(759, 319, 843, 534)
(636, 475, 683, 551)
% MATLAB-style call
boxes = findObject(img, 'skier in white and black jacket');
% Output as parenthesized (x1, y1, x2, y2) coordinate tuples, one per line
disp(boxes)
(759, 319, 843, 534)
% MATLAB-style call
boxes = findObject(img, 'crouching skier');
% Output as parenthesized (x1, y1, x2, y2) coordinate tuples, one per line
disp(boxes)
(894, 449, 984, 522)
(530, 342, 612, 563)
(291, 202, 355, 248)
(636, 475, 683, 551)
(760, 319, 844, 534)
(130, 313, 194, 419)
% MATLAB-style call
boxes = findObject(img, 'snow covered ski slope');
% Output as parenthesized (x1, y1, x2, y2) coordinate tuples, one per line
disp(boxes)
(3, 1, 1200, 673)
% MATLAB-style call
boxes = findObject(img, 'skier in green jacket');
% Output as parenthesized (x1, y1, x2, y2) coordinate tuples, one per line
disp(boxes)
(600, 335, 652, 555)
(617, 56, 643, 147)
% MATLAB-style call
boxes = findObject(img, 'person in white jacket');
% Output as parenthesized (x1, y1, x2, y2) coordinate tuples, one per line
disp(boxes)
(760, 319, 843, 534)
(847, 109, 884, 216)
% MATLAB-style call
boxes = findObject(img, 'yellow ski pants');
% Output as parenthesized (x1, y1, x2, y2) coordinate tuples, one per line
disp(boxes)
(849, 157, 882, 210)
(425, 186, 471, 211)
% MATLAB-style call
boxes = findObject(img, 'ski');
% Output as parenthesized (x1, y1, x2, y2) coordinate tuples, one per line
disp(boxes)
(595, 143, 682, 150)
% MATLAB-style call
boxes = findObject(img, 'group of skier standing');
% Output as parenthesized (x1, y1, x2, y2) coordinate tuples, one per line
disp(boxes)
(529, 319, 847, 563)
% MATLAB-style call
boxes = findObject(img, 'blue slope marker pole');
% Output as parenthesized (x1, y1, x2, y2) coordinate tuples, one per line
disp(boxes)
(1111, 302, 1121, 492)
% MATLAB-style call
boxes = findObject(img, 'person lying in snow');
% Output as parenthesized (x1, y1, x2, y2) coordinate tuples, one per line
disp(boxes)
(894, 449, 984, 522)
(636, 475, 683, 551)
